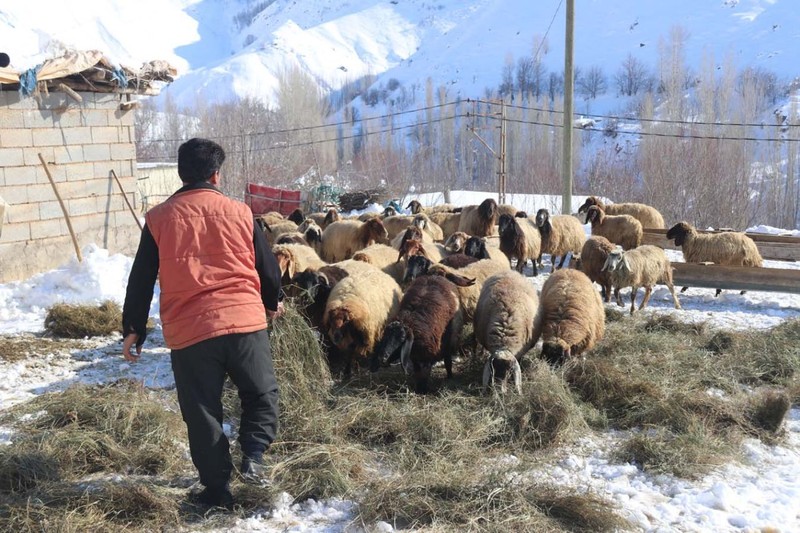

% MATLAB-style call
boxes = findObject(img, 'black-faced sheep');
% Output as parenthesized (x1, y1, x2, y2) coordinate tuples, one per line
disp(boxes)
(458, 198, 498, 237)
(307, 208, 342, 230)
(474, 270, 539, 394)
(371, 275, 465, 393)
(572, 236, 617, 303)
(585, 205, 642, 251)
(464, 236, 508, 267)
(287, 208, 305, 226)
(578, 196, 665, 229)
(320, 218, 389, 262)
(289, 265, 350, 330)
(427, 259, 509, 321)
(534, 209, 586, 271)
(666, 221, 763, 296)
(272, 243, 327, 285)
(390, 225, 435, 248)
(601, 245, 681, 315)
(532, 269, 605, 367)
(498, 213, 541, 275)
(323, 266, 402, 375)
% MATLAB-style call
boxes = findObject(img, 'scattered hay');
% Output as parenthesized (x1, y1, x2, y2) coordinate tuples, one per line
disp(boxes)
(642, 314, 707, 335)
(615, 425, 732, 479)
(603, 307, 626, 323)
(1, 381, 186, 490)
(0, 335, 87, 363)
(358, 473, 628, 532)
(44, 300, 122, 338)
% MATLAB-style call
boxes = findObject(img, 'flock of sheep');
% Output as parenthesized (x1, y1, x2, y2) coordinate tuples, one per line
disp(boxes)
(257, 195, 764, 393)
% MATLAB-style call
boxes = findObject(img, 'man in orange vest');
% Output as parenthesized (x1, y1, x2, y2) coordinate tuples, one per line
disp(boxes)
(122, 138, 283, 509)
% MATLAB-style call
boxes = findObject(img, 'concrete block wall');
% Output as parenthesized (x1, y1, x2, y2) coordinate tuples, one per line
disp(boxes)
(0, 90, 141, 282)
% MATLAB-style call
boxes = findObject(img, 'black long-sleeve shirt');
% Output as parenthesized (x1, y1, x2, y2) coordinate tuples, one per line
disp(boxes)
(122, 182, 282, 347)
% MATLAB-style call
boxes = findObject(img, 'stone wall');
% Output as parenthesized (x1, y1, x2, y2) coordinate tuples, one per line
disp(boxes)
(0, 90, 141, 282)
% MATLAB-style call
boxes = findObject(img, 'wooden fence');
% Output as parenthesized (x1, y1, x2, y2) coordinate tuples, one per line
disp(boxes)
(643, 229, 800, 262)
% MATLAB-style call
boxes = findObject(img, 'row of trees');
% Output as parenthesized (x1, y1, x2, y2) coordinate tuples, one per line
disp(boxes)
(135, 28, 800, 229)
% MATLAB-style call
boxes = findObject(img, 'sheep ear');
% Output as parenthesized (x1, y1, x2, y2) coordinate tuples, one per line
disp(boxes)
(482, 359, 494, 390)
(445, 272, 476, 287)
(622, 255, 631, 272)
(287, 258, 297, 280)
(400, 331, 415, 375)
(601, 255, 613, 272)
(512, 359, 522, 395)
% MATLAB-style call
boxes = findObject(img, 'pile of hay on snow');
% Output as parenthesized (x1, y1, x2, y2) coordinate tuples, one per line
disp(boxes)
(44, 300, 122, 338)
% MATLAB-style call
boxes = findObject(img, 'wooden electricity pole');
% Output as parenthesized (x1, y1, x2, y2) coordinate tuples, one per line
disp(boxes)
(466, 99, 507, 204)
(562, 0, 575, 215)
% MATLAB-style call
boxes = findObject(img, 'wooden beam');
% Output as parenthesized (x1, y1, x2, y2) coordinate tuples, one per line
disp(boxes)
(644, 229, 800, 262)
(672, 262, 800, 294)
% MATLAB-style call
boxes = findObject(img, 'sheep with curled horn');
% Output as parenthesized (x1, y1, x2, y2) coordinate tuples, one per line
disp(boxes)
(320, 218, 389, 262)
(498, 213, 541, 275)
(578, 196, 665, 229)
(601, 244, 681, 314)
(457, 198, 498, 237)
(534, 209, 586, 271)
(474, 270, 539, 394)
(532, 269, 605, 367)
(666, 221, 762, 296)
(371, 275, 466, 394)
(584, 205, 642, 251)
(323, 265, 402, 376)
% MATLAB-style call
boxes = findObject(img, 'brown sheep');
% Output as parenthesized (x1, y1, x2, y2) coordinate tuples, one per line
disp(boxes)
(458, 198, 498, 237)
(287, 208, 305, 225)
(578, 196, 665, 229)
(571, 236, 617, 303)
(585, 205, 642, 251)
(532, 269, 605, 367)
(272, 243, 326, 284)
(498, 213, 541, 276)
(602, 245, 681, 314)
(430, 211, 462, 239)
(371, 275, 465, 393)
(320, 218, 389, 262)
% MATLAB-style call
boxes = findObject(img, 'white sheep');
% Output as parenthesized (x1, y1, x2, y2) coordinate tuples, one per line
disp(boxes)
(602, 245, 681, 315)
(320, 218, 389, 262)
(578, 196, 665, 229)
(474, 270, 539, 394)
(585, 205, 642, 251)
(534, 209, 586, 271)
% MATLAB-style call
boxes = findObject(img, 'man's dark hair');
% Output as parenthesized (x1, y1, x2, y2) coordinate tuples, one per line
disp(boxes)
(178, 138, 226, 183)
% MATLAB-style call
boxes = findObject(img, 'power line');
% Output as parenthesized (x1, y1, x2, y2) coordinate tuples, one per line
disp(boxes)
(138, 113, 465, 162)
(533, 0, 564, 62)
(136, 101, 459, 145)
(470, 97, 790, 129)
(469, 111, 800, 143)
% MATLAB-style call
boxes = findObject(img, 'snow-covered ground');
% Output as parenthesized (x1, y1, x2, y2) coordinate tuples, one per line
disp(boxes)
(1, 214, 799, 531)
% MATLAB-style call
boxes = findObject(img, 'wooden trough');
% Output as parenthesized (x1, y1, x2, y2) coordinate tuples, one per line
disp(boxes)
(643, 229, 800, 262)
(672, 263, 800, 295)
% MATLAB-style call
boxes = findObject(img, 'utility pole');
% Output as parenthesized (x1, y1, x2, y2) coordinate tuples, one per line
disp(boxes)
(499, 100, 507, 205)
(562, 0, 575, 215)
(466, 99, 507, 204)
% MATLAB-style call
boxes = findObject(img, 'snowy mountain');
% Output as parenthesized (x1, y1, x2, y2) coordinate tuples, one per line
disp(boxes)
(2, 0, 800, 109)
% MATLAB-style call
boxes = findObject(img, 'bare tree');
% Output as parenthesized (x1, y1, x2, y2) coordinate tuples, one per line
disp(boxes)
(499, 55, 515, 97)
(614, 54, 650, 96)
(516, 56, 534, 97)
(577, 65, 607, 100)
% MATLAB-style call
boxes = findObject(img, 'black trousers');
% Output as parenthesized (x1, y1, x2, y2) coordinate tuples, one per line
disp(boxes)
(170, 329, 279, 489)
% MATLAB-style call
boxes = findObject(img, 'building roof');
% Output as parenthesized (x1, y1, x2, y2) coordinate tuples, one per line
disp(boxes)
(0, 49, 175, 97)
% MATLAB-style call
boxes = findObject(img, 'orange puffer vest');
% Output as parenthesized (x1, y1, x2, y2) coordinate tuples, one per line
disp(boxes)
(146, 187, 266, 349)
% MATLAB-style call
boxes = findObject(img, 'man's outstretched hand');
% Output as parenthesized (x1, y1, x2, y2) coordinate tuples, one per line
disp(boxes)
(123, 333, 142, 362)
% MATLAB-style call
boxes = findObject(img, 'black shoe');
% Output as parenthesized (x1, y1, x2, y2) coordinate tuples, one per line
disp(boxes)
(194, 485, 234, 509)
(240, 455, 272, 487)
